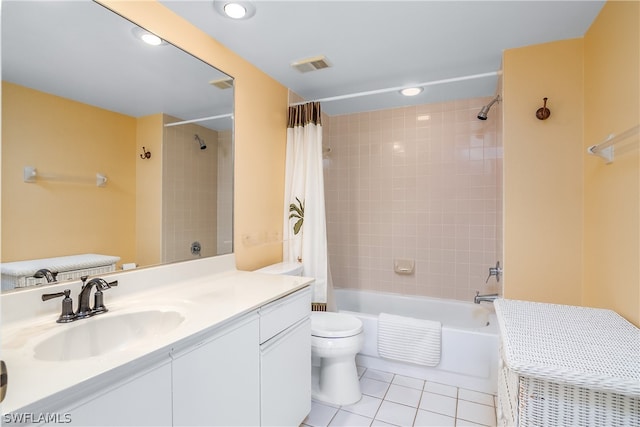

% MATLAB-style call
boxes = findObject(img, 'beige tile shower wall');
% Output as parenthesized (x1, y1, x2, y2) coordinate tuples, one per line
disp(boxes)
(324, 97, 503, 302)
(162, 117, 218, 263)
(217, 130, 233, 254)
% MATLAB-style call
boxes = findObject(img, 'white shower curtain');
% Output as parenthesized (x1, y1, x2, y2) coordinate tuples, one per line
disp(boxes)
(283, 102, 328, 303)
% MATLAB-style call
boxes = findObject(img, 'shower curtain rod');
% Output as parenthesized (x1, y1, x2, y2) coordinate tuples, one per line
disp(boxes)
(164, 113, 233, 127)
(289, 70, 501, 106)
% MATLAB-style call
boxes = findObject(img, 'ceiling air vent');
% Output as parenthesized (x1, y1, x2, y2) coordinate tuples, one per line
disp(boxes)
(291, 55, 331, 73)
(209, 77, 234, 89)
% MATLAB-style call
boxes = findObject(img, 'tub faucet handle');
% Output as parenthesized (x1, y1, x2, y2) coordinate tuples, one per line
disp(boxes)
(485, 261, 502, 283)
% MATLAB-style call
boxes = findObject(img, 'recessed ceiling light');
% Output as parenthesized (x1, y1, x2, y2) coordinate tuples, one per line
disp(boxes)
(213, 1, 256, 20)
(141, 34, 162, 46)
(400, 87, 423, 97)
(224, 3, 246, 18)
(131, 27, 166, 46)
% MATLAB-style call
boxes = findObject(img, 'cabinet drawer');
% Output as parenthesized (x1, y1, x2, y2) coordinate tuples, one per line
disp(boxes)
(259, 287, 311, 343)
(260, 317, 311, 426)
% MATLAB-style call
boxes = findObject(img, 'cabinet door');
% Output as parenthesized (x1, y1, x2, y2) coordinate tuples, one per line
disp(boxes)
(57, 362, 172, 427)
(260, 317, 311, 427)
(172, 315, 260, 426)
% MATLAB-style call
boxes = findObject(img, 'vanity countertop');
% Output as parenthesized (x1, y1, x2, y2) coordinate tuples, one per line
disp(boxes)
(1, 254, 313, 414)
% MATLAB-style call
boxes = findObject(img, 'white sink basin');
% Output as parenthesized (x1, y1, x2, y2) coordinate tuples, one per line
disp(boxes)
(34, 310, 185, 361)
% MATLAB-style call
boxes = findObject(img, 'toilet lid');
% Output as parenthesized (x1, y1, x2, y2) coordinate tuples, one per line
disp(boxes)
(311, 312, 363, 338)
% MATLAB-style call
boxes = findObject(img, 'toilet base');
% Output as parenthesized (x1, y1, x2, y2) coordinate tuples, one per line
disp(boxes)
(311, 357, 362, 406)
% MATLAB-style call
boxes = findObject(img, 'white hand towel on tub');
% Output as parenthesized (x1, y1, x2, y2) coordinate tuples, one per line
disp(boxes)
(377, 312, 442, 367)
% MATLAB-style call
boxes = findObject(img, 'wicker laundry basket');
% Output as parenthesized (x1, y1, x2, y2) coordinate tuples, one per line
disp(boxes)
(495, 299, 639, 427)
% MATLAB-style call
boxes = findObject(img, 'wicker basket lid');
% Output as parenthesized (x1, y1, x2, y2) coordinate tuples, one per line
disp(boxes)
(495, 299, 640, 397)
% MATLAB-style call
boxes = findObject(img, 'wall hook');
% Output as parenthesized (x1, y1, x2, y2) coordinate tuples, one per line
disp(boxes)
(536, 97, 551, 120)
(140, 146, 151, 159)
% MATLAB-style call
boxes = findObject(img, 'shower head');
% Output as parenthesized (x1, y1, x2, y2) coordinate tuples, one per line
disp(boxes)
(477, 106, 490, 121)
(477, 95, 501, 120)
(194, 134, 206, 150)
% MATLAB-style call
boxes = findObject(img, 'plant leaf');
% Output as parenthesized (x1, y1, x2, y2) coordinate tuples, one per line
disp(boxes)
(290, 197, 304, 235)
(289, 203, 302, 217)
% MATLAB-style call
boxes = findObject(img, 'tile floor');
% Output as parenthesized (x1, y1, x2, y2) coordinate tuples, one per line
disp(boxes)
(302, 367, 497, 427)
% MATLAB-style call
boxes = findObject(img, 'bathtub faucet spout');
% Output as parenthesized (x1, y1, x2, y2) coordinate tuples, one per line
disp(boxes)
(474, 291, 499, 304)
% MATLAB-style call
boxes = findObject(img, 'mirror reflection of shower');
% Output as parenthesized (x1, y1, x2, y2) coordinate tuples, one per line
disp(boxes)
(195, 134, 207, 150)
(477, 95, 501, 120)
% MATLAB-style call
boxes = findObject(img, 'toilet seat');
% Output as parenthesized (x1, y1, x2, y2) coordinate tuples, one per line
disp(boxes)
(311, 312, 363, 338)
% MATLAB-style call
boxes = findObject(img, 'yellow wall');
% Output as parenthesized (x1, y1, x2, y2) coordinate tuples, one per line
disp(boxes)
(503, 39, 585, 305)
(136, 114, 164, 267)
(503, 1, 639, 325)
(583, 0, 639, 325)
(98, 1, 289, 272)
(1, 82, 136, 265)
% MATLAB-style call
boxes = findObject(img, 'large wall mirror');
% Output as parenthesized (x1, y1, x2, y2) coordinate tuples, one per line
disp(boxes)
(1, 1, 234, 291)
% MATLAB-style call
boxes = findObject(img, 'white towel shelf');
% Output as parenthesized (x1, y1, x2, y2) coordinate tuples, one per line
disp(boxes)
(23, 166, 108, 187)
(587, 124, 639, 164)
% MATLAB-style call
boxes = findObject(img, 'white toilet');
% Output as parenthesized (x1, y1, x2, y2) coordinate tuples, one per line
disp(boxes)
(310, 311, 364, 405)
(256, 262, 364, 406)
(255, 261, 304, 276)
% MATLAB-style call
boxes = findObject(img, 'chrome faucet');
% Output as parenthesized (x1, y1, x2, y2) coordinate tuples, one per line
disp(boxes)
(474, 291, 499, 304)
(34, 268, 58, 283)
(76, 276, 118, 319)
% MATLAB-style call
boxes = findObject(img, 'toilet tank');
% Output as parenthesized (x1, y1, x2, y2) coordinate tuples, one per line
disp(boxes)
(255, 262, 303, 276)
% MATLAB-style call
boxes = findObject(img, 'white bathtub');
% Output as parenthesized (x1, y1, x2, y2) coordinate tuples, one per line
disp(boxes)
(334, 288, 499, 394)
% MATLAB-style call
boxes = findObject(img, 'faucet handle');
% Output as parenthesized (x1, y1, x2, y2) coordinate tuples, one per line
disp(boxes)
(92, 279, 118, 314)
(41, 289, 75, 323)
(485, 261, 503, 283)
(41, 288, 70, 301)
(104, 280, 118, 289)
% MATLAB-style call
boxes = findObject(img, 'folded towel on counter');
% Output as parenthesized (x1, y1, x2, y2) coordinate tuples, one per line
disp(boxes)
(378, 312, 442, 366)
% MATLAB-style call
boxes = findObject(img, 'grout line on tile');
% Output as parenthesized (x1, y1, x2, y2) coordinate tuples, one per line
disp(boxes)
(326, 408, 339, 427)
(453, 393, 459, 425)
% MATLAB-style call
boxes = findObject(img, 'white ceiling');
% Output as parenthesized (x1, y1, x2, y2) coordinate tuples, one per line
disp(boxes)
(160, 0, 605, 116)
(1, 1, 605, 121)
(1, 1, 233, 130)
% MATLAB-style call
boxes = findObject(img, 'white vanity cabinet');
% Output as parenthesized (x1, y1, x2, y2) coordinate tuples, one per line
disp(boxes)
(53, 362, 173, 427)
(1, 256, 313, 427)
(259, 288, 311, 426)
(172, 287, 312, 427)
(172, 313, 261, 426)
